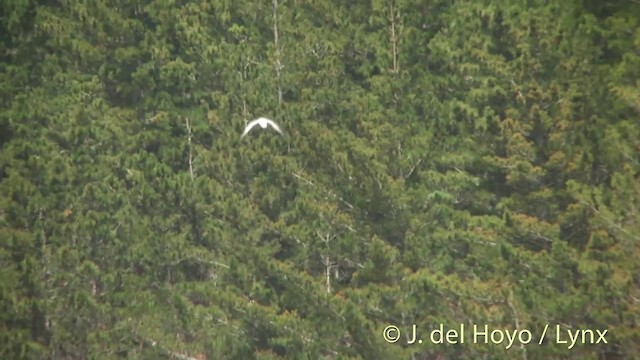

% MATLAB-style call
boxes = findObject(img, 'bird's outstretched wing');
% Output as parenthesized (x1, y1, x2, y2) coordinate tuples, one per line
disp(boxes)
(266, 119, 284, 135)
(241, 119, 260, 138)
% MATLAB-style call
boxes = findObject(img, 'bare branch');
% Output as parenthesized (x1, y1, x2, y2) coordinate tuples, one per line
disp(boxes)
(404, 158, 422, 178)
(169, 256, 230, 269)
(292, 171, 354, 210)
(134, 334, 202, 360)
(579, 200, 640, 243)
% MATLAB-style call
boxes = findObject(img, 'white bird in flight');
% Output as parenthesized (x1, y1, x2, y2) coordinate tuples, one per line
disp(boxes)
(241, 117, 284, 138)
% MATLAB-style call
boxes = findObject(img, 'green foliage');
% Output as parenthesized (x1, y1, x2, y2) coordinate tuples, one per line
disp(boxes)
(1, 0, 639, 359)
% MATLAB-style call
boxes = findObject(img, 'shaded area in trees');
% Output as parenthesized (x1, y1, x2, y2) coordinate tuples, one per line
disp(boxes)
(1, 0, 639, 359)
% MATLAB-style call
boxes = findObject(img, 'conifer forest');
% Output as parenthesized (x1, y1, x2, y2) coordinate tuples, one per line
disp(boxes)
(2, 0, 640, 359)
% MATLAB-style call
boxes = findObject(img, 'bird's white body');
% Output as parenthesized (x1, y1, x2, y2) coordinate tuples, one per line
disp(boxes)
(241, 117, 284, 138)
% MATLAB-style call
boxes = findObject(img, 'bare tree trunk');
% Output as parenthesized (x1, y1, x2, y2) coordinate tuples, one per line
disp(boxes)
(243, 98, 248, 122)
(389, 0, 400, 74)
(185, 117, 195, 181)
(324, 256, 332, 294)
(319, 232, 337, 294)
(507, 290, 528, 360)
(239, 65, 249, 124)
(272, 0, 283, 105)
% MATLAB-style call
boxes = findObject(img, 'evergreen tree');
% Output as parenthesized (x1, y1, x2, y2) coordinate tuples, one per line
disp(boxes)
(1, 0, 638, 359)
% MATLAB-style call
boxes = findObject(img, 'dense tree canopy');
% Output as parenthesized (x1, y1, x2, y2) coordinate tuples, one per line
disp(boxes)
(1, 0, 639, 359)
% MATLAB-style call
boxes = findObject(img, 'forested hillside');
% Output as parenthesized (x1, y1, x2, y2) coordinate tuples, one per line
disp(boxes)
(1, 0, 639, 359)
